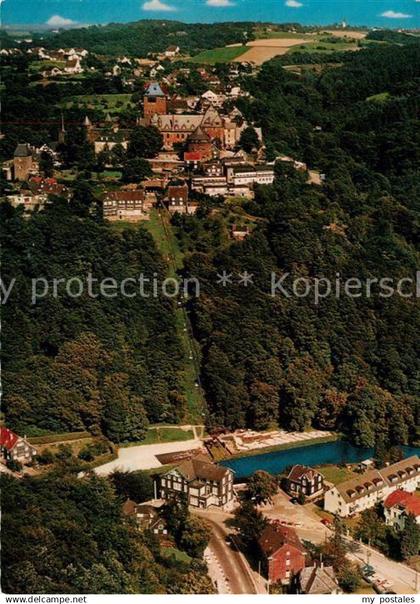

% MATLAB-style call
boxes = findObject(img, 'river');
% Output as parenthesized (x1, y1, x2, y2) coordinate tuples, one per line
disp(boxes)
(220, 439, 420, 480)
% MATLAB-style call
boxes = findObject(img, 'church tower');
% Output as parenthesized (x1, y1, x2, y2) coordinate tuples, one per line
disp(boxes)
(144, 82, 167, 122)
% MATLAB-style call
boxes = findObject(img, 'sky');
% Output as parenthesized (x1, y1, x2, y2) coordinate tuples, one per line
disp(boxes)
(1, 0, 419, 29)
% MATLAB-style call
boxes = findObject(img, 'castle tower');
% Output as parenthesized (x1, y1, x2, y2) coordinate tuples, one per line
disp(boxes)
(187, 126, 213, 161)
(13, 143, 33, 181)
(144, 82, 167, 121)
(83, 115, 95, 143)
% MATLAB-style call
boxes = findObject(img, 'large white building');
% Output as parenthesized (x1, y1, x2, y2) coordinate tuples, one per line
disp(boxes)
(226, 164, 275, 187)
(158, 455, 234, 509)
(324, 456, 420, 517)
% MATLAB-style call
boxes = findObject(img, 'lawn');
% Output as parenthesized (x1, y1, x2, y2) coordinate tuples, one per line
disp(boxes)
(160, 547, 191, 564)
(143, 209, 183, 275)
(287, 39, 358, 55)
(317, 464, 357, 485)
(139, 426, 194, 445)
(189, 46, 248, 64)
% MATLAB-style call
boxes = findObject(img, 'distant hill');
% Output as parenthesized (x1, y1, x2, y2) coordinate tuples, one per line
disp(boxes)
(31, 20, 259, 57)
(4, 19, 341, 58)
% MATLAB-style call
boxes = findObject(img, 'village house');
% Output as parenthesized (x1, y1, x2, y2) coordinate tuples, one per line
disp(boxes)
(165, 183, 197, 214)
(7, 177, 70, 213)
(383, 489, 420, 530)
(285, 465, 325, 500)
(122, 500, 168, 538)
(324, 456, 420, 517)
(0, 427, 37, 465)
(259, 521, 306, 585)
(64, 57, 84, 74)
(165, 45, 180, 58)
(102, 189, 153, 221)
(298, 564, 342, 595)
(201, 90, 226, 108)
(203, 161, 224, 177)
(231, 224, 250, 241)
(158, 455, 234, 509)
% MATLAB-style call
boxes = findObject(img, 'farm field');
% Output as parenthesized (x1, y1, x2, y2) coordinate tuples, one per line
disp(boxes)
(324, 29, 367, 40)
(191, 29, 370, 66)
(234, 38, 309, 65)
(189, 45, 248, 64)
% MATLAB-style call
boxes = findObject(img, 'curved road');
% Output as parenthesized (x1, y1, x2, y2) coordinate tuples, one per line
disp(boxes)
(195, 511, 264, 594)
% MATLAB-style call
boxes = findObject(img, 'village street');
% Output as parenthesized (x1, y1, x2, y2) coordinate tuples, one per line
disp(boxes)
(197, 489, 420, 595)
(195, 509, 267, 594)
(263, 490, 420, 595)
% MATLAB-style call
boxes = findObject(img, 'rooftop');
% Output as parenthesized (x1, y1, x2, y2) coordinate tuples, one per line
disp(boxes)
(259, 521, 305, 558)
(300, 565, 340, 595)
(288, 465, 323, 482)
(145, 82, 166, 97)
(0, 427, 19, 451)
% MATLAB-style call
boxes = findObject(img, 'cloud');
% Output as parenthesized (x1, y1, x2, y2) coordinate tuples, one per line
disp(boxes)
(285, 0, 303, 7)
(142, 0, 176, 10)
(46, 15, 77, 27)
(381, 10, 412, 18)
(206, 0, 235, 6)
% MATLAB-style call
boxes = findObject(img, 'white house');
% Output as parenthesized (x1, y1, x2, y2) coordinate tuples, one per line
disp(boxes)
(383, 489, 420, 530)
(165, 45, 180, 58)
(324, 456, 420, 517)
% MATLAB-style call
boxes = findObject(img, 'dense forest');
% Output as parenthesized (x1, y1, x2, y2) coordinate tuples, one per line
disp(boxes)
(1, 199, 187, 438)
(1, 32, 419, 449)
(178, 42, 420, 448)
(1, 472, 213, 593)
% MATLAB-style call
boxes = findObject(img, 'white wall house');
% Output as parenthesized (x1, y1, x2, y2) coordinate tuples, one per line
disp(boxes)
(324, 456, 420, 517)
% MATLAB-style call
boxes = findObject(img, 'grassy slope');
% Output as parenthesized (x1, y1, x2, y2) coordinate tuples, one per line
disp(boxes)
(189, 46, 248, 64)
(143, 210, 205, 423)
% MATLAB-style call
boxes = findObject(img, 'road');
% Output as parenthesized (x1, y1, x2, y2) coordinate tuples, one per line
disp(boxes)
(194, 510, 265, 594)
(345, 538, 420, 595)
(263, 490, 420, 594)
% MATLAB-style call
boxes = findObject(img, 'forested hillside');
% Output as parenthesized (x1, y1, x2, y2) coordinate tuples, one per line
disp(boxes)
(180, 43, 420, 448)
(35, 20, 256, 57)
(1, 199, 187, 438)
(1, 473, 213, 593)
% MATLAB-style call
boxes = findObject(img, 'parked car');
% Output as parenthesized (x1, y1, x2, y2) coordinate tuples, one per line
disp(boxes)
(321, 517, 332, 527)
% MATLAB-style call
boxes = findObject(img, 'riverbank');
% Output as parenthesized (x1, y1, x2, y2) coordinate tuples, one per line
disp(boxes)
(221, 439, 420, 480)
(227, 432, 340, 461)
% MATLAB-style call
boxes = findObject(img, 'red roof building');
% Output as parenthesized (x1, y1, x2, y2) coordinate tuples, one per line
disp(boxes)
(0, 427, 19, 451)
(259, 521, 306, 585)
(0, 427, 37, 465)
(384, 489, 420, 529)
